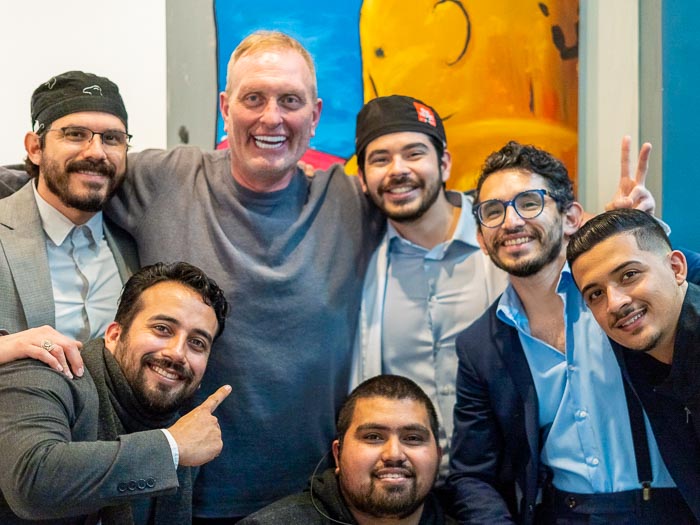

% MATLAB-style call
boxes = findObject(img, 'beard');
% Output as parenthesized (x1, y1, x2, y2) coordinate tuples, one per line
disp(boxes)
(369, 171, 443, 223)
(113, 337, 196, 414)
(337, 459, 433, 520)
(483, 214, 564, 277)
(41, 156, 123, 213)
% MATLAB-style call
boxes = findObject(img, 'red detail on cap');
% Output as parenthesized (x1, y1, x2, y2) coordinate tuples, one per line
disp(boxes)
(413, 102, 437, 127)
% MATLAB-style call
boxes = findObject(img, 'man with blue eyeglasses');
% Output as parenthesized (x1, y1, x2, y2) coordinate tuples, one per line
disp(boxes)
(447, 140, 699, 524)
(0, 71, 139, 376)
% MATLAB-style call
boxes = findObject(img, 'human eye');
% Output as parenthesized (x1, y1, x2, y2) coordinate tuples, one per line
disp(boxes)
(241, 93, 263, 107)
(517, 192, 543, 211)
(402, 434, 427, 445)
(280, 94, 303, 109)
(152, 323, 172, 335)
(480, 201, 503, 220)
(101, 130, 126, 147)
(63, 127, 90, 142)
(621, 270, 640, 282)
(586, 289, 603, 304)
(368, 154, 390, 167)
(362, 432, 384, 443)
(188, 337, 209, 353)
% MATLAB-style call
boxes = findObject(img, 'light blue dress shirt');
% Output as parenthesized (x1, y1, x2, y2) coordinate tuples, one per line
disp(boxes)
(497, 264, 675, 492)
(381, 193, 508, 477)
(33, 184, 122, 341)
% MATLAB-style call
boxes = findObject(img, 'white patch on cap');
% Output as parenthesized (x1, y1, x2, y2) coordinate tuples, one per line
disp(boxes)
(83, 85, 103, 96)
(45, 78, 57, 90)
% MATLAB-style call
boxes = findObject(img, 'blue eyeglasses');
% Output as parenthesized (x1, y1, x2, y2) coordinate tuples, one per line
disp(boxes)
(474, 189, 549, 228)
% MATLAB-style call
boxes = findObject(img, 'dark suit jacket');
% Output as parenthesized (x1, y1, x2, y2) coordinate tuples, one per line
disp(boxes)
(612, 282, 700, 521)
(0, 179, 139, 333)
(448, 301, 540, 525)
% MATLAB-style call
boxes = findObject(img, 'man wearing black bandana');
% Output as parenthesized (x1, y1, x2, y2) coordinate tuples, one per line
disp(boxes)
(0, 261, 231, 525)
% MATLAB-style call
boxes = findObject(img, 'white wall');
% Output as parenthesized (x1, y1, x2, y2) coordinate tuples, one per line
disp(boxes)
(0, 0, 167, 165)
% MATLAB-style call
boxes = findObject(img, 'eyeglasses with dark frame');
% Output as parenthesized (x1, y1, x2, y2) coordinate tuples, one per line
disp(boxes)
(45, 126, 132, 149)
(474, 189, 549, 228)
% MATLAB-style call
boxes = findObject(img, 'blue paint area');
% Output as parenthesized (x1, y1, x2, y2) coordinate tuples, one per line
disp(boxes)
(662, 0, 700, 251)
(214, 0, 364, 158)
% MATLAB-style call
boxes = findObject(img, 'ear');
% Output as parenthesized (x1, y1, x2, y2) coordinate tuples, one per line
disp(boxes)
(103, 321, 122, 354)
(24, 132, 43, 165)
(332, 439, 341, 474)
(669, 250, 688, 285)
(357, 167, 368, 193)
(219, 92, 231, 133)
(562, 201, 585, 239)
(309, 98, 323, 138)
(476, 227, 489, 255)
(440, 148, 452, 184)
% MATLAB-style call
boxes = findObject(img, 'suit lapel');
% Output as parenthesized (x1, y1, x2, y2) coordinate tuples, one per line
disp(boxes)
(0, 184, 55, 328)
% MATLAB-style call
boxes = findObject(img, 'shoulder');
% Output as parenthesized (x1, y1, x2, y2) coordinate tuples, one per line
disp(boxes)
(239, 491, 321, 524)
(0, 166, 30, 200)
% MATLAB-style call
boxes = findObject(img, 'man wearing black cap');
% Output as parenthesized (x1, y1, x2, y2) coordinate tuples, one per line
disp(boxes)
(0, 71, 139, 375)
(351, 95, 508, 480)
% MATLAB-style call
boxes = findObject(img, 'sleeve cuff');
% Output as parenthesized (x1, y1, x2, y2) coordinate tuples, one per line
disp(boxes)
(160, 428, 179, 467)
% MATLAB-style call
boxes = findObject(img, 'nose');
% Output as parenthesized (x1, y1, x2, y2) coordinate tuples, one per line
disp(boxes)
(81, 134, 108, 161)
(259, 99, 283, 128)
(159, 335, 188, 363)
(606, 285, 631, 314)
(381, 436, 407, 463)
(501, 202, 525, 228)
(388, 155, 410, 176)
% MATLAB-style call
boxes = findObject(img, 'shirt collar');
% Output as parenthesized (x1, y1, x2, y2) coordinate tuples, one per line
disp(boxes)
(32, 181, 104, 246)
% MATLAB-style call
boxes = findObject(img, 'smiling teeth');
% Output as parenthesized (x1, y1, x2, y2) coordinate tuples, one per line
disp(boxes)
(151, 365, 180, 380)
(388, 186, 414, 194)
(254, 136, 286, 149)
(378, 473, 406, 479)
(621, 311, 644, 327)
(503, 237, 531, 246)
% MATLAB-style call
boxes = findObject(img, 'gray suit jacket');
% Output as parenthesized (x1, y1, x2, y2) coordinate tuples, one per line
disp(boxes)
(0, 344, 180, 523)
(0, 180, 139, 333)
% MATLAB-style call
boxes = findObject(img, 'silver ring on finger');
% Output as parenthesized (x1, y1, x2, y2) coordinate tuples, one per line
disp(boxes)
(42, 339, 54, 352)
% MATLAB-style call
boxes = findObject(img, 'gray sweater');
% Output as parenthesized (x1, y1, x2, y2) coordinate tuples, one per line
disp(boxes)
(107, 147, 384, 517)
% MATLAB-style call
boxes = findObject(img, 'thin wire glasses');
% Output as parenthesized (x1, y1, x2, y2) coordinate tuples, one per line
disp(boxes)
(46, 126, 132, 149)
(474, 189, 549, 228)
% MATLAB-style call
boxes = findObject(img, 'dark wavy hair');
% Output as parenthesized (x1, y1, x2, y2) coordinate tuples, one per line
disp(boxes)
(474, 140, 574, 216)
(115, 262, 229, 340)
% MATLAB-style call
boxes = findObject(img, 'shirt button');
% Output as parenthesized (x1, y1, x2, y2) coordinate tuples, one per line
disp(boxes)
(577, 410, 588, 419)
(590, 457, 600, 466)
(567, 364, 575, 372)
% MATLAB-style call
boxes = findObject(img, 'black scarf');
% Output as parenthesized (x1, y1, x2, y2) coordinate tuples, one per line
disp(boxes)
(81, 339, 192, 525)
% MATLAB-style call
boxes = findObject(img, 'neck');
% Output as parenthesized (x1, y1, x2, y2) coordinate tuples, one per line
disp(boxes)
(390, 194, 459, 250)
(230, 162, 295, 193)
(36, 179, 96, 225)
(509, 251, 567, 308)
(350, 504, 425, 525)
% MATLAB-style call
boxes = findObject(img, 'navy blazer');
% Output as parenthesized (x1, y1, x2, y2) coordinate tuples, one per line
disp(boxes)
(448, 300, 540, 525)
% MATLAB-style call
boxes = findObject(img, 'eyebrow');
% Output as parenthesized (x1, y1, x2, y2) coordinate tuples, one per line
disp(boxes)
(367, 142, 429, 160)
(354, 422, 431, 434)
(149, 314, 213, 344)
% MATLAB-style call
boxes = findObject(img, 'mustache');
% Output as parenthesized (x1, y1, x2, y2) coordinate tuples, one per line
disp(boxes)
(613, 305, 637, 323)
(66, 159, 116, 178)
(142, 355, 194, 380)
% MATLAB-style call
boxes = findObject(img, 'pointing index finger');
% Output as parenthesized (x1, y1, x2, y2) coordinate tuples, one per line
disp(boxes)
(202, 385, 232, 414)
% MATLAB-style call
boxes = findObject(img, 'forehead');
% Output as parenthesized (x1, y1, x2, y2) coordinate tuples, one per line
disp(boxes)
(365, 131, 436, 154)
(349, 396, 431, 431)
(133, 282, 213, 322)
(479, 169, 548, 200)
(230, 49, 315, 95)
(49, 111, 125, 132)
(573, 233, 648, 280)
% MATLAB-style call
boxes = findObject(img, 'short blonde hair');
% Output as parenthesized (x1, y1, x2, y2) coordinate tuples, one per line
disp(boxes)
(225, 30, 318, 100)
